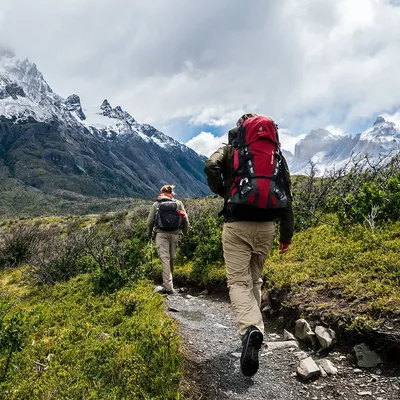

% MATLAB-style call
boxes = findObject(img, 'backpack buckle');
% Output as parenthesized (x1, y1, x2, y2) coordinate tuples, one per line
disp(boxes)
(239, 177, 253, 197)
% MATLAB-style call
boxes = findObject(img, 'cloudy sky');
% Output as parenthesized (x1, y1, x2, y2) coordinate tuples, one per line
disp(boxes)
(1, 0, 400, 155)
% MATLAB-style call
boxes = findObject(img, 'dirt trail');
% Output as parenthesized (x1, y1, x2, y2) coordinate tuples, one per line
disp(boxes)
(167, 291, 400, 400)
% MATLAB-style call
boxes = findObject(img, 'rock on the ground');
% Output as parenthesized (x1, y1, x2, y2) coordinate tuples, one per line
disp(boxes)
(266, 341, 299, 350)
(295, 319, 317, 345)
(97, 332, 110, 341)
(283, 329, 297, 341)
(214, 323, 229, 329)
(315, 326, 336, 349)
(297, 357, 321, 380)
(316, 359, 338, 375)
(319, 365, 328, 378)
(354, 343, 383, 368)
(294, 350, 309, 360)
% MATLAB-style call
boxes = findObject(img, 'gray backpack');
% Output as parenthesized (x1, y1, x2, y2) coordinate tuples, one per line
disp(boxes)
(155, 200, 181, 231)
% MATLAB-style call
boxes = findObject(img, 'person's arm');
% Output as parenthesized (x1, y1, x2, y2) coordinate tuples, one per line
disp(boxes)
(147, 203, 157, 238)
(177, 201, 189, 235)
(279, 156, 294, 253)
(204, 146, 227, 197)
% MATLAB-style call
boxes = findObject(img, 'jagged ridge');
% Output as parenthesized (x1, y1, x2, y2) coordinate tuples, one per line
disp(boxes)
(0, 51, 210, 198)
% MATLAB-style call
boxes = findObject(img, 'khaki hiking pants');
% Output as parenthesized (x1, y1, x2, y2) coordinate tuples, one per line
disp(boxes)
(156, 232, 179, 292)
(222, 221, 276, 336)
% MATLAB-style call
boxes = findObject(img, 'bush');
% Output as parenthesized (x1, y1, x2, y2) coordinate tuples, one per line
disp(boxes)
(28, 229, 91, 285)
(292, 155, 400, 231)
(191, 217, 224, 283)
(0, 223, 46, 268)
(86, 229, 150, 294)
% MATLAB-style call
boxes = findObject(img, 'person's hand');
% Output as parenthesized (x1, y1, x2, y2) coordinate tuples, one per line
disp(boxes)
(279, 242, 291, 254)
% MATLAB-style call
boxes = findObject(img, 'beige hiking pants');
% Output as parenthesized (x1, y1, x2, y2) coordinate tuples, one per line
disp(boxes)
(222, 221, 276, 336)
(156, 232, 179, 292)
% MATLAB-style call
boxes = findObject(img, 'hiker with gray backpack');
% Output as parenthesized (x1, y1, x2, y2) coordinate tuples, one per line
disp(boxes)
(147, 185, 189, 294)
(204, 113, 294, 377)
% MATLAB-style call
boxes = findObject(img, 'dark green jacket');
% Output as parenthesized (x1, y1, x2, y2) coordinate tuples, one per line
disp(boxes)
(204, 137, 294, 244)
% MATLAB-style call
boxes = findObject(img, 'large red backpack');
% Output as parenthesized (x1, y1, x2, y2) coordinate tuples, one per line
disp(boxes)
(228, 115, 288, 209)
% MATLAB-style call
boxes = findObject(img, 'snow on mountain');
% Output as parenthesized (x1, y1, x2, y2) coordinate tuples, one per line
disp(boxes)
(1, 51, 399, 179)
(288, 116, 400, 175)
(0, 50, 209, 198)
(0, 51, 185, 152)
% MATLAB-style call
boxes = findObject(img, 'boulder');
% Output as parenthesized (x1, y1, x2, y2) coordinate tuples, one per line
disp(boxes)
(316, 359, 338, 375)
(266, 341, 299, 350)
(297, 357, 321, 380)
(315, 326, 336, 349)
(295, 319, 317, 345)
(283, 329, 297, 341)
(354, 343, 382, 368)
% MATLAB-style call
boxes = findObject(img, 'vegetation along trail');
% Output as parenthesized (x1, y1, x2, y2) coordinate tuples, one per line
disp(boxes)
(168, 291, 400, 400)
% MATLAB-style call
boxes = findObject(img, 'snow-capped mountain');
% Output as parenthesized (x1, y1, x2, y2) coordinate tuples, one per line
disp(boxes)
(287, 117, 400, 175)
(0, 50, 210, 198)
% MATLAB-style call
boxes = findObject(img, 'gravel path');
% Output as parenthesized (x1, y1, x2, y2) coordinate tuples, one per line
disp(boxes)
(167, 291, 400, 400)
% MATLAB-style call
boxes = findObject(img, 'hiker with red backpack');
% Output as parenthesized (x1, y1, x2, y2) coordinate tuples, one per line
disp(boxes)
(147, 185, 189, 295)
(204, 114, 294, 377)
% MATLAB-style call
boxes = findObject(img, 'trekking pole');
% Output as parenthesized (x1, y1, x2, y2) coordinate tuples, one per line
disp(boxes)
(150, 235, 153, 268)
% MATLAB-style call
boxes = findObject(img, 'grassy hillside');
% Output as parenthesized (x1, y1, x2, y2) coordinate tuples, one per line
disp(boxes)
(0, 271, 182, 399)
(0, 155, 399, 398)
(0, 173, 147, 218)
(0, 212, 185, 399)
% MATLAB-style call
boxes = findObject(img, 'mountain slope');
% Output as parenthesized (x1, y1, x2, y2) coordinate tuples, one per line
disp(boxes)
(0, 50, 210, 199)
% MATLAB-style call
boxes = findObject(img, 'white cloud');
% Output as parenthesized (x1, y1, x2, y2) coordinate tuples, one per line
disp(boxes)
(186, 132, 228, 157)
(279, 129, 306, 154)
(0, 0, 400, 137)
(186, 127, 305, 157)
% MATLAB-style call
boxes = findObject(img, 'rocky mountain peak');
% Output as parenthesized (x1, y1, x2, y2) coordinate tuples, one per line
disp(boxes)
(64, 94, 85, 120)
(0, 52, 210, 198)
(100, 99, 111, 110)
(373, 116, 386, 126)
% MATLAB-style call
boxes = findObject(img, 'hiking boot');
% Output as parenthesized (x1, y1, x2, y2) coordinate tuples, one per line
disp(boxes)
(161, 289, 175, 295)
(240, 326, 263, 377)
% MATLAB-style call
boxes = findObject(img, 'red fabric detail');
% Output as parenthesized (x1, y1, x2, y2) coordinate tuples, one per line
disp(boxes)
(233, 149, 239, 170)
(158, 193, 173, 199)
(242, 116, 277, 145)
(177, 210, 186, 218)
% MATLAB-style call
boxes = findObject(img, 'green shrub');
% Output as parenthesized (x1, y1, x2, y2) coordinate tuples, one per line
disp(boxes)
(89, 235, 150, 294)
(0, 276, 182, 399)
(191, 217, 224, 283)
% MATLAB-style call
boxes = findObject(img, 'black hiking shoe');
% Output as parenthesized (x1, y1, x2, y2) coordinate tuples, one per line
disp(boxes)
(240, 326, 263, 377)
(161, 289, 175, 295)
